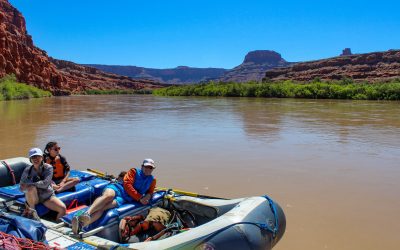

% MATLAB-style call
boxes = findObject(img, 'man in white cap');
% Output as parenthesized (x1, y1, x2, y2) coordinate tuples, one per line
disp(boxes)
(20, 148, 66, 221)
(72, 158, 157, 234)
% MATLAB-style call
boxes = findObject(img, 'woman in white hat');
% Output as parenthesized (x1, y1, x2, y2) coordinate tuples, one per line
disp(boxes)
(19, 147, 66, 221)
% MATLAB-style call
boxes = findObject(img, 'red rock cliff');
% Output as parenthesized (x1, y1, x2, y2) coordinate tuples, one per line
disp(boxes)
(0, 0, 161, 95)
(0, 0, 69, 94)
(264, 50, 400, 82)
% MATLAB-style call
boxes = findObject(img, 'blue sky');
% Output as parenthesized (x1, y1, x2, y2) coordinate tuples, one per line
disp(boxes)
(10, 0, 400, 69)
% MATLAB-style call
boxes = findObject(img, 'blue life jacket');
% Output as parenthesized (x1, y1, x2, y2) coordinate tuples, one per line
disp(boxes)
(133, 168, 154, 195)
(120, 168, 154, 202)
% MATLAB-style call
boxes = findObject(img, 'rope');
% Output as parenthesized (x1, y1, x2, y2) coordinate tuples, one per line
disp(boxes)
(0, 231, 56, 249)
(1, 161, 16, 185)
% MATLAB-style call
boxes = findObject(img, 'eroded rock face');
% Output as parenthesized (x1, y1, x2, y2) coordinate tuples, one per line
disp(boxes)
(86, 64, 227, 84)
(264, 50, 400, 82)
(0, 0, 161, 95)
(340, 48, 352, 56)
(219, 50, 292, 82)
(0, 0, 70, 94)
(51, 58, 162, 93)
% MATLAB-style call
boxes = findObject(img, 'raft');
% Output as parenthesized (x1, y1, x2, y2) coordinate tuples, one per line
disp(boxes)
(0, 157, 286, 249)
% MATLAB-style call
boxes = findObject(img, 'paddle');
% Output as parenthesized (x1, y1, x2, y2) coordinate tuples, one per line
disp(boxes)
(86, 168, 224, 199)
(155, 187, 224, 200)
(86, 168, 115, 180)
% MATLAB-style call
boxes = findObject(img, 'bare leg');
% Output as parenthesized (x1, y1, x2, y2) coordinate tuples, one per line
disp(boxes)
(56, 178, 80, 193)
(84, 189, 117, 225)
(25, 186, 39, 208)
(43, 196, 67, 221)
(86, 200, 117, 225)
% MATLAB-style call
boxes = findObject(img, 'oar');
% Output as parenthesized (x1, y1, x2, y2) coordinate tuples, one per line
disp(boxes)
(87, 168, 224, 199)
(86, 168, 115, 180)
(155, 187, 225, 200)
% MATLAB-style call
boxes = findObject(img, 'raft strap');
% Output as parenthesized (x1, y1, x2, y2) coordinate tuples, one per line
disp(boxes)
(1, 161, 16, 185)
(262, 195, 279, 238)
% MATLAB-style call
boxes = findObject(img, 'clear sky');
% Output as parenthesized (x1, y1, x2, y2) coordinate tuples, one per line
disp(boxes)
(9, 0, 400, 69)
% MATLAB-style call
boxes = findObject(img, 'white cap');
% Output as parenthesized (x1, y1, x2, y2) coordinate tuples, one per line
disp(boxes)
(142, 158, 155, 168)
(28, 148, 43, 158)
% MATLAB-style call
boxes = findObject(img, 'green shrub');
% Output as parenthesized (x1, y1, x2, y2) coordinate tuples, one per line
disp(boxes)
(82, 89, 153, 95)
(0, 75, 51, 100)
(153, 80, 400, 100)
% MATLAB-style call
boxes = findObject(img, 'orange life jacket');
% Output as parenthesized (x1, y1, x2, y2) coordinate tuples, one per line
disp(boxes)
(45, 156, 65, 179)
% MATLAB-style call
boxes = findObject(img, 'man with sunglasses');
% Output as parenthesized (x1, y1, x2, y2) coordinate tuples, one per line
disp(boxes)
(72, 158, 157, 234)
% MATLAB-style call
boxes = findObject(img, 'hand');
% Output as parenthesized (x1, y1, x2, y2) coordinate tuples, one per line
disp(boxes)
(20, 183, 28, 191)
(52, 183, 60, 190)
(140, 197, 149, 205)
(140, 194, 152, 205)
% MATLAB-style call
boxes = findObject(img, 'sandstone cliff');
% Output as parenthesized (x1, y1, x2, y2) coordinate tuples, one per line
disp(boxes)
(264, 50, 400, 82)
(0, 0, 161, 95)
(51, 59, 162, 93)
(86, 64, 227, 84)
(218, 50, 292, 82)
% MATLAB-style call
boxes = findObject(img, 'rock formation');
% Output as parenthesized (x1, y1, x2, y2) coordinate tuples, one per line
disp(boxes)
(86, 64, 227, 85)
(218, 50, 292, 82)
(340, 48, 352, 56)
(51, 59, 162, 93)
(0, 0, 161, 95)
(264, 50, 400, 82)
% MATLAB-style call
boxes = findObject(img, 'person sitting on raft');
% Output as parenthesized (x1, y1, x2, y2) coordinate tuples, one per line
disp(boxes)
(72, 158, 157, 234)
(43, 141, 80, 193)
(20, 148, 67, 221)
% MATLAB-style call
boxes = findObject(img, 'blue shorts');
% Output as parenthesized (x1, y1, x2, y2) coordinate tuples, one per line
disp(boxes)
(104, 183, 127, 207)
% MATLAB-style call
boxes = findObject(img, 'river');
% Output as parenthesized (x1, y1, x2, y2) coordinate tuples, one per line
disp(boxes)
(0, 95, 399, 250)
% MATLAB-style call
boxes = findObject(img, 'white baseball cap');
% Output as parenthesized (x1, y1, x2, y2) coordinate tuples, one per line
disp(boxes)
(142, 158, 155, 168)
(28, 148, 43, 158)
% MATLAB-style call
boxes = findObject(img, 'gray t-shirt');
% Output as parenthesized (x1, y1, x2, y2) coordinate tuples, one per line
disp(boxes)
(20, 163, 55, 202)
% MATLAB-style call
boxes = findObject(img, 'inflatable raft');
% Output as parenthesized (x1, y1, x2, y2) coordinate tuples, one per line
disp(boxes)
(0, 157, 286, 249)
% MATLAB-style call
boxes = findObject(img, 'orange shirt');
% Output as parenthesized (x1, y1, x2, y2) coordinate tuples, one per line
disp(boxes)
(123, 168, 156, 201)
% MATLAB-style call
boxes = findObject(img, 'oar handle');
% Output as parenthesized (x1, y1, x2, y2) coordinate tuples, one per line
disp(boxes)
(156, 187, 224, 199)
(87, 168, 106, 177)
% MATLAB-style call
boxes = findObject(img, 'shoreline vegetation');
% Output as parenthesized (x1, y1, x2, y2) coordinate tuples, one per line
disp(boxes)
(0, 75, 51, 101)
(2, 74, 400, 101)
(153, 79, 400, 100)
(82, 89, 152, 95)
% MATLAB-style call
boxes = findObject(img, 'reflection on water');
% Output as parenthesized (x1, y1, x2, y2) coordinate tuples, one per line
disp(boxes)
(0, 95, 399, 250)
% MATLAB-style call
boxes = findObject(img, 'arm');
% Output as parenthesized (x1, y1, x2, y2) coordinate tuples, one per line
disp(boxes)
(19, 167, 30, 185)
(60, 155, 71, 183)
(34, 165, 53, 189)
(141, 179, 156, 204)
(19, 167, 31, 191)
(123, 168, 142, 201)
(61, 171, 70, 184)
(147, 179, 156, 196)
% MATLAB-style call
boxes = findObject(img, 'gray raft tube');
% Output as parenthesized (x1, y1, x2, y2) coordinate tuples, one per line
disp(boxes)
(0, 157, 31, 187)
(124, 196, 286, 250)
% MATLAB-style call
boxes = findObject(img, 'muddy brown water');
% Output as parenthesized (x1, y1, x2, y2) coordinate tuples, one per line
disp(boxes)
(1, 95, 399, 249)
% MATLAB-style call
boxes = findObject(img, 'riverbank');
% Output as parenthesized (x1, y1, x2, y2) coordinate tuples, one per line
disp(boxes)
(83, 89, 152, 95)
(153, 79, 400, 100)
(0, 75, 51, 101)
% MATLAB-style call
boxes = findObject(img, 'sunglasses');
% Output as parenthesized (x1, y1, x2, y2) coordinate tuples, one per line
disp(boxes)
(143, 165, 155, 170)
(52, 147, 61, 151)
